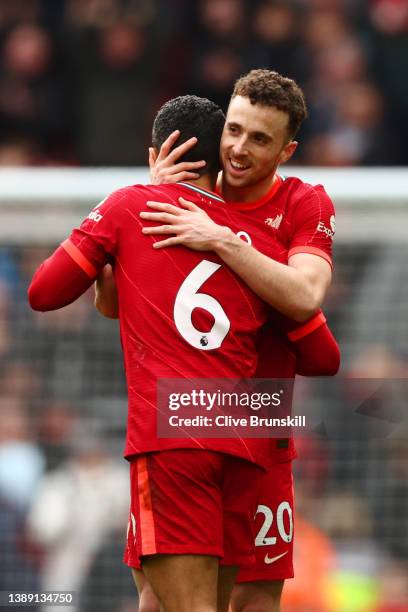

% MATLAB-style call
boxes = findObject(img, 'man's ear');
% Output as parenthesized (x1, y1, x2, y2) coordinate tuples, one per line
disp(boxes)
(280, 140, 298, 164)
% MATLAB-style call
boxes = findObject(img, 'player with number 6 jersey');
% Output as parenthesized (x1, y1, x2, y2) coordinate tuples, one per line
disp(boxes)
(60, 179, 288, 465)
(29, 95, 295, 612)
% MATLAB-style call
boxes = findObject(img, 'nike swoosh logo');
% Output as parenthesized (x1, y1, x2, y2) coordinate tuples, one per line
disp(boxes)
(264, 551, 288, 565)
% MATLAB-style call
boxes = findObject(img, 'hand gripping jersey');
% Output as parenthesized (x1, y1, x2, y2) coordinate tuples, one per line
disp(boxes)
(62, 182, 288, 467)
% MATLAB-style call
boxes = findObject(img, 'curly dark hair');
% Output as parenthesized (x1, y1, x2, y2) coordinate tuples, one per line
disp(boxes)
(152, 95, 225, 178)
(232, 69, 307, 139)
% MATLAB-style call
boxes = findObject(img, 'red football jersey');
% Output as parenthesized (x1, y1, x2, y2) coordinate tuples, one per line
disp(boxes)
(219, 174, 335, 267)
(254, 319, 298, 462)
(63, 182, 287, 467)
(220, 173, 336, 461)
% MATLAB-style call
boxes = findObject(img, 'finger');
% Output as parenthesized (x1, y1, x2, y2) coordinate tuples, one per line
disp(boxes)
(142, 224, 179, 235)
(154, 161, 204, 183)
(140, 212, 177, 223)
(148, 147, 156, 170)
(178, 197, 200, 211)
(101, 263, 114, 279)
(149, 148, 157, 182)
(145, 201, 182, 214)
(156, 130, 180, 162)
(161, 160, 205, 173)
(166, 136, 199, 164)
(169, 171, 201, 181)
(153, 236, 184, 249)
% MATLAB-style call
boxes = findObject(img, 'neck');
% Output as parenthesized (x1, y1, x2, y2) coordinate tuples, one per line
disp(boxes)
(182, 175, 215, 193)
(222, 171, 279, 203)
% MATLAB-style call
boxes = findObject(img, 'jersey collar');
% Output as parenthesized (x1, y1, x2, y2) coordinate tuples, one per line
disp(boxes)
(178, 182, 225, 204)
(217, 174, 283, 211)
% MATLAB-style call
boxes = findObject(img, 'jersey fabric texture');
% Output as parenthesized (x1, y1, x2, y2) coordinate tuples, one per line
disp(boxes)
(63, 182, 287, 468)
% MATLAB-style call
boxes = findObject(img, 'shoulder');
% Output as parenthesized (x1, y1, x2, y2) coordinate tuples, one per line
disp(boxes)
(125, 182, 186, 204)
(281, 176, 335, 215)
(281, 176, 332, 202)
(96, 183, 177, 212)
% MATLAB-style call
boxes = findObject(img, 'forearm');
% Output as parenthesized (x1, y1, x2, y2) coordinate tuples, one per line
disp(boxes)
(140, 199, 332, 321)
(214, 233, 324, 322)
(94, 265, 119, 319)
(28, 246, 95, 311)
(287, 313, 341, 376)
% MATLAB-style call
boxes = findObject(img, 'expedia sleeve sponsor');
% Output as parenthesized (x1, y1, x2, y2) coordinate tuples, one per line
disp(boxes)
(317, 214, 335, 238)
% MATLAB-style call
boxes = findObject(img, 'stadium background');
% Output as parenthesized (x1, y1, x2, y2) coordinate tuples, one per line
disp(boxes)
(0, 1, 407, 611)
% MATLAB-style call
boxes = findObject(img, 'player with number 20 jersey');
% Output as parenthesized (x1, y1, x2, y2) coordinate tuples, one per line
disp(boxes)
(227, 173, 335, 584)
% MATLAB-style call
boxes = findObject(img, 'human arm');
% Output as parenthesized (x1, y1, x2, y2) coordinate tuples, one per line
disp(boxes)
(28, 190, 125, 312)
(255, 310, 340, 377)
(146, 134, 334, 321)
(208, 234, 331, 322)
(28, 243, 97, 311)
(94, 264, 119, 319)
(140, 198, 332, 322)
(287, 311, 340, 376)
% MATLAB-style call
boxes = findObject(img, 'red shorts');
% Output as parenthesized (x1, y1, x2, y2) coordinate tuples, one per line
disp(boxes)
(236, 461, 294, 582)
(124, 449, 263, 568)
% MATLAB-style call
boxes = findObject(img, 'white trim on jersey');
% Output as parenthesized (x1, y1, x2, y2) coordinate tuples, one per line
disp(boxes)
(178, 182, 225, 204)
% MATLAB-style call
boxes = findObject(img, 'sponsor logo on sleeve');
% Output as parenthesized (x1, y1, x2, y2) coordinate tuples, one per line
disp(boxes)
(87, 197, 107, 223)
(317, 214, 335, 238)
(87, 210, 103, 222)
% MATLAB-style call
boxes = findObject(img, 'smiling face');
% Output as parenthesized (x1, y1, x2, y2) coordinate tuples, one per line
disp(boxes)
(220, 95, 298, 201)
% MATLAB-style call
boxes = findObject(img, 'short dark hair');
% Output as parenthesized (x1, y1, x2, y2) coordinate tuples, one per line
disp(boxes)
(152, 95, 225, 178)
(232, 69, 307, 139)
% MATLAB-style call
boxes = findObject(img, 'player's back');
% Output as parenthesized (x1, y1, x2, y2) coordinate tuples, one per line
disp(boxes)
(116, 182, 267, 376)
(106, 182, 284, 461)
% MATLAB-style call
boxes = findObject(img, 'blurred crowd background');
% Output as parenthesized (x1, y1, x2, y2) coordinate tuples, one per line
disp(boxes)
(0, 0, 407, 167)
(1, 0, 408, 611)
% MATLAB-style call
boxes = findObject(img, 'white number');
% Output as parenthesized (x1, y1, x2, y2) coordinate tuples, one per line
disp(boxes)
(236, 231, 252, 245)
(277, 501, 293, 543)
(255, 501, 293, 547)
(255, 505, 276, 546)
(174, 260, 230, 350)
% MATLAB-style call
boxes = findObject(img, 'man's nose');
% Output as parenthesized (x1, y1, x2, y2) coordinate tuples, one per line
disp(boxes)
(232, 136, 248, 156)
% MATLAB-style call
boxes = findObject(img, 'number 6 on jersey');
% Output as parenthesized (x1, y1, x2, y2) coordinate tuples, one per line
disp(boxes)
(174, 260, 231, 350)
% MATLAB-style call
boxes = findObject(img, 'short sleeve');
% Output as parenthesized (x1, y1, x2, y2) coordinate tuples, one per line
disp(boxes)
(62, 188, 128, 276)
(288, 185, 335, 267)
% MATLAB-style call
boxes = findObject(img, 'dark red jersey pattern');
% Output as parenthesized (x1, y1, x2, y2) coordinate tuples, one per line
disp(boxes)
(63, 182, 287, 467)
